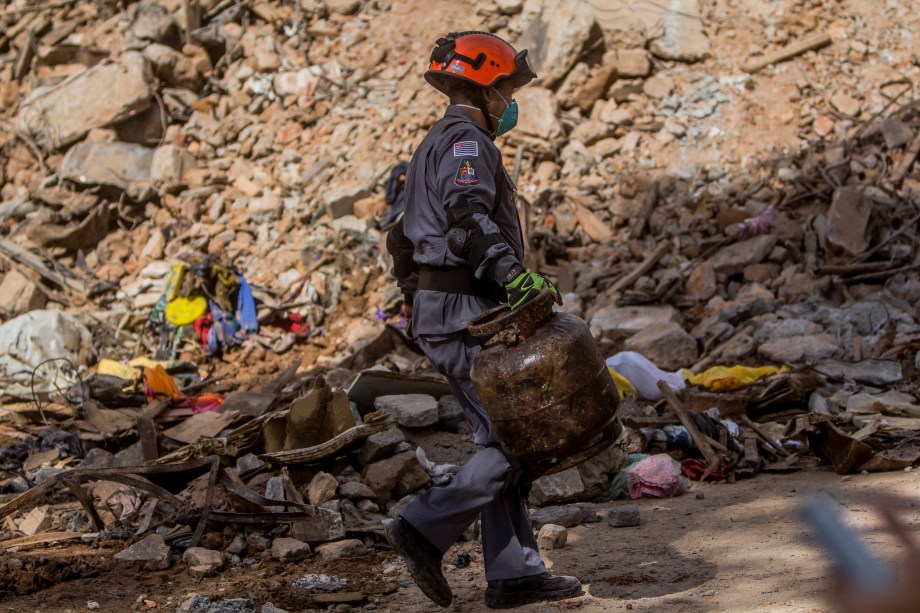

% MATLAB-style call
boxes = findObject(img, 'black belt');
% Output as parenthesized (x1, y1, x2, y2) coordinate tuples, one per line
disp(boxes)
(418, 265, 505, 303)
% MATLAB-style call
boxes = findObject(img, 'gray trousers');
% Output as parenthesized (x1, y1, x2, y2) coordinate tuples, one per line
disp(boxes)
(400, 331, 546, 581)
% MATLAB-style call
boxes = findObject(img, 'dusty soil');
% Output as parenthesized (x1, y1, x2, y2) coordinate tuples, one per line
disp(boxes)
(4, 465, 918, 612)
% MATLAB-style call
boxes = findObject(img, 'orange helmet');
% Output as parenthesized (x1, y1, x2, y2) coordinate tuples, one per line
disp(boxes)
(425, 31, 537, 95)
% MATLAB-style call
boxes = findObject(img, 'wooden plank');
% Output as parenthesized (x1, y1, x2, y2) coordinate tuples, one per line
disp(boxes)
(568, 198, 612, 243)
(743, 31, 833, 74)
(609, 242, 670, 295)
(0, 237, 88, 296)
(890, 130, 920, 185)
(740, 415, 790, 457)
(623, 415, 680, 428)
(84, 404, 137, 436)
(137, 416, 159, 462)
(162, 410, 239, 445)
(3, 1, 76, 16)
(0, 531, 87, 551)
(658, 380, 720, 468)
(260, 421, 392, 466)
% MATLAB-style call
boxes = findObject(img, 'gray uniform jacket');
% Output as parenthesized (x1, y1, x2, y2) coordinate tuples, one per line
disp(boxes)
(397, 105, 525, 337)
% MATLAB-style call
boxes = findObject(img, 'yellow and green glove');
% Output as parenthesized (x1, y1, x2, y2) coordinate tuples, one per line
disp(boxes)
(504, 267, 561, 310)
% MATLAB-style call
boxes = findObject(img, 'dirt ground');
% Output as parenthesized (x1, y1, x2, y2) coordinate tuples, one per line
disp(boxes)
(3, 465, 918, 613)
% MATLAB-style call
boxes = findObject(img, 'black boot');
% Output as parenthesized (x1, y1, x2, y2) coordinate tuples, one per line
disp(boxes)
(383, 518, 453, 607)
(484, 572, 582, 609)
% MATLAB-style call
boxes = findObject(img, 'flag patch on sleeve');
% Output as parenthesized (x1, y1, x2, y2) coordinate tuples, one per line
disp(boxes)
(455, 158, 480, 185)
(453, 141, 479, 157)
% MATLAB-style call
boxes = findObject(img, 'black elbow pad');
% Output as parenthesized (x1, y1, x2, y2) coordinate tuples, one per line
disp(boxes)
(446, 201, 503, 268)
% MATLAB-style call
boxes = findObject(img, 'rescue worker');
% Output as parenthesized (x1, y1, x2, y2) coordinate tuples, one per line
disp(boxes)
(383, 31, 582, 609)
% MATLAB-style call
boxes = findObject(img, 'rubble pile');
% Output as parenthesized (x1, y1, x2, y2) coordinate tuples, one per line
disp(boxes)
(0, 0, 919, 607)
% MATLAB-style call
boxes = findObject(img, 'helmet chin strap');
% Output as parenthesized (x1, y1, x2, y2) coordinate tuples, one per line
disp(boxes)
(455, 93, 502, 138)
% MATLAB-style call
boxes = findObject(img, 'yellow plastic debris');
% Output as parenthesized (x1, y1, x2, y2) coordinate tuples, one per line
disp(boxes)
(607, 367, 638, 399)
(162, 262, 187, 303)
(129, 357, 197, 372)
(165, 296, 208, 326)
(97, 358, 140, 381)
(682, 364, 789, 391)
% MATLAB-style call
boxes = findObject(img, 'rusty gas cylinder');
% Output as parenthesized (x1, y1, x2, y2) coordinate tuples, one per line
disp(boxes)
(468, 289, 621, 476)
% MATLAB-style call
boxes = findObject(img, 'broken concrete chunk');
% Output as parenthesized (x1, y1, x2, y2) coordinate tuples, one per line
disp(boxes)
(323, 184, 371, 219)
(77, 448, 119, 470)
(758, 334, 841, 365)
(642, 74, 674, 99)
(830, 92, 861, 117)
(754, 319, 823, 343)
(720, 283, 776, 321)
(236, 453, 265, 474)
(28, 202, 112, 252)
(114, 533, 171, 570)
(265, 476, 286, 513)
(573, 502, 602, 523)
(373, 394, 439, 428)
(813, 359, 903, 386)
(707, 234, 777, 276)
(0, 310, 94, 398)
(246, 533, 270, 552)
(176, 595, 254, 613)
(225, 535, 246, 555)
(394, 456, 432, 498)
(143, 43, 204, 91)
(647, 0, 711, 62)
(517, 0, 597, 88)
(151, 144, 198, 189)
(183, 547, 224, 573)
(495, 0, 524, 14)
(362, 451, 430, 503)
(291, 502, 345, 543)
(357, 427, 405, 465)
(308, 471, 340, 505)
(597, 100, 636, 126)
(625, 322, 698, 370)
(18, 505, 52, 536)
(337, 481, 376, 500)
(315, 538, 366, 560)
(356, 499, 379, 513)
(685, 262, 717, 300)
(529, 468, 586, 506)
(271, 537, 312, 562)
(615, 48, 652, 78)
(0, 270, 47, 317)
(326, 0, 362, 15)
(880, 118, 913, 150)
(537, 524, 568, 549)
(827, 187, 871, 255)
(570, 119, 616, 146)
(607, 504, 640, 527)
(18, 51, 153, 149)
(60, 141, 155, 200)
(437, 395, 467, 433)
(576, 458, 611, 498)
(584, 443, 628, 475)
(512, 87, 564, 143)
(589, 305, 678, 340)
(131, 2, 181, 47)
(529, 504, 584, 529)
